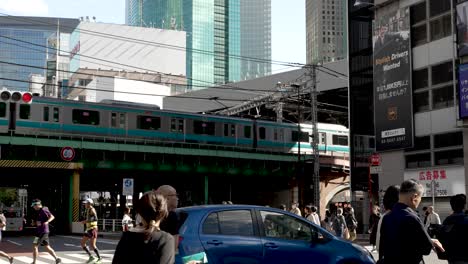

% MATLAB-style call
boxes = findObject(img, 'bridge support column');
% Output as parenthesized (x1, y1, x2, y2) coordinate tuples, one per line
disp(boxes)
(70, 169, 81, 234)
(204, 175, 209, 205)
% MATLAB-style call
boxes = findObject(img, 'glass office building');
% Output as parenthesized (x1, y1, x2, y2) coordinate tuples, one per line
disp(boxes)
(0, 17, 79, 91)
(126, 0, 271, 89)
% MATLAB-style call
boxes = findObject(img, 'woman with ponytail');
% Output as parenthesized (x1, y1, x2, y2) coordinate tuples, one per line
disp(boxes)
(112, 191, 175, 264)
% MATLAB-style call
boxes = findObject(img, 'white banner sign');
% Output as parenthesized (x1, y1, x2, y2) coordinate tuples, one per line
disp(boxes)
(404, 166, 466, 197)
(122, 178, 134, 196)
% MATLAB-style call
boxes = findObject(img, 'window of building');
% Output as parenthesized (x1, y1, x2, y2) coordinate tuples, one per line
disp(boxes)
(429, 0, 451, 17)
(194, 121, 215, 135)
(432, 61, 453, 85)
(332, 135, 348, 146)
(434, 132, 463, 148)
(72, 109, 100, 125)
(406, 153, 431, 168)
(414, 91, 430, 112)
(410, 2, 427, 25)
(137, 116, 161, 130)
(432, 85, 454, 109)
(0, 103, 6, 118)
(435, 149, 463, 165)
(411, 24, 427, 47)
(405, 136, 431, 152)
(412, 68, 429, 90)
(19, 105, 31, 120)
(430, 14, 451, 41)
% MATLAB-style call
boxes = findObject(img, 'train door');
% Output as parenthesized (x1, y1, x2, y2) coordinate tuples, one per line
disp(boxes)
(0, 101, 8, 133)
(111, 112, 127, 137)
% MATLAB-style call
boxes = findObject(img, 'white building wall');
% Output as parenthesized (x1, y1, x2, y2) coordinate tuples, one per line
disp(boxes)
(113, 78, 171, 108)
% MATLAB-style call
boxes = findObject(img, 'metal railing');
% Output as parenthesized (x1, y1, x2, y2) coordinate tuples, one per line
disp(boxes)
(97, 219, 122, 232)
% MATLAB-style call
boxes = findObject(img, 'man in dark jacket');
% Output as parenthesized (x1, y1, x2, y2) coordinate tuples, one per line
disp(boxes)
(439, 194, 468, 264)
(380, 179, 444, 264)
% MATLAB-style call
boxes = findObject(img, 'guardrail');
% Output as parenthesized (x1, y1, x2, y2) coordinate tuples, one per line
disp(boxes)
(98, 219, 122, 232)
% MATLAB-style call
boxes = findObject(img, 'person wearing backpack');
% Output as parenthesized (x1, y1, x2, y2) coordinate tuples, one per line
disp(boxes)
(345, 207, 358, 241)
(438, 194, 468, 264)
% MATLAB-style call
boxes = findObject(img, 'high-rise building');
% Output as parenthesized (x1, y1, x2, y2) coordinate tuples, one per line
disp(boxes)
(306, 0, 347, 64)
(126, 0, 271, 89)
(0, 16, 79, 91)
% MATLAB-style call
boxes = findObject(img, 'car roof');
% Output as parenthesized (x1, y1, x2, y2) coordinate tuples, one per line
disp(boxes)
(176, 204, 288, 213)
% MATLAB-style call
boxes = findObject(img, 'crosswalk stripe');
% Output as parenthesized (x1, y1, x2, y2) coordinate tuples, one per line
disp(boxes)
(0, 258, 10, 264)
(63, 254, 89, 260)
(15, 256, 48, 264)
(42, 255, 80, 263)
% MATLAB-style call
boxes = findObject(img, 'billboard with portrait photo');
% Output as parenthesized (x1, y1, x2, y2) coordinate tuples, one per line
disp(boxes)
(373, 2, 413, 151)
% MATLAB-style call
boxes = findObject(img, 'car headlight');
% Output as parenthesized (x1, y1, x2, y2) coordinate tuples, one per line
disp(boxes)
(350, 243, 375, 262)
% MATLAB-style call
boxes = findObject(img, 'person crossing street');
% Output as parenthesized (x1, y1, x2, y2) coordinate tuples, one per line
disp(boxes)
(30, 199, 61, 264)
(81, 198, 101, 263)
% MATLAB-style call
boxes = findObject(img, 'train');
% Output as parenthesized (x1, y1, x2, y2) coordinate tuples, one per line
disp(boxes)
(0, 96, 349, 155)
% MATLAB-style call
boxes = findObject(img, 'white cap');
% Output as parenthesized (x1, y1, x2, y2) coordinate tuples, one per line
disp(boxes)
(82, 198, 94, 204)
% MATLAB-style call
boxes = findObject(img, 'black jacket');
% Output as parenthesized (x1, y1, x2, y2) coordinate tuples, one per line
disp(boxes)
(439, 212, 468, 261)
(380, 203, 433, 264)
(112, 229, 174, 264)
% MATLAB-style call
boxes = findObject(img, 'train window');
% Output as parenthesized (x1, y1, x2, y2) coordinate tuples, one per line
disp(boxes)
(259, 127, 266, 140)
(244, 126, 251, 138)
(170, 118, 184, 132)
(194, 120, 215, 135)
(0, 102, 6, 117)
(178, 119, 184, 132)
(332, 135, 348, 146)
(120, 114, 126, 128)
(319, 133, 326, 144)
(292, 131, 309, 142)
(53, 107, 59, 122)
(171, 119, 177, 131)
(273, 128, 278, 140)
(19, 105, 31, 119)
(137, 116, 161, 130)
(224, 124, 236, 137)
(43, 107, 49, 121)
(111, 113, 117, 127)
(72, 109, 100, 125)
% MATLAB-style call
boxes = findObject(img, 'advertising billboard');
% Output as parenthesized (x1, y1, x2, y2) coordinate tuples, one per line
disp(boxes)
(373, 3, 413, 151)
(459, 64, 468, 118)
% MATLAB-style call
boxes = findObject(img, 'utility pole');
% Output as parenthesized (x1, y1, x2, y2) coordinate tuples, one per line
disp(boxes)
(307, 64, 320, 216)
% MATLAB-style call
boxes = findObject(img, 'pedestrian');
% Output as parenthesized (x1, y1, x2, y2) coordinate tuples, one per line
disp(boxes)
(376, 185, 400, 256)
(155, 185, 179, 250)
(422, 206, 429, 226)
(279, 204, 286, 211)
(425, 205, 441, 238)
(290, 202, 302, 216)
(437, 194, 468, 264)
(81, 198, 101, 263)
(309, 206, 321, 226)
(322, 209, 333, 232)
(122, 207, 133, 232)
(0, 250, 13, 264)
(368, 205, 380, 251)
(345, 207, 358, 242)
(30, 199, 61, 264)
(304, 205, 311, 219)
(333, 208, 347, 238)
(112, 191, 174, 264)
(380, 179, 444, 264)
(0, 212, 6, 242)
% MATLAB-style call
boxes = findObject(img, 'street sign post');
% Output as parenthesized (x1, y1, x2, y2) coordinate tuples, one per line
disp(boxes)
(122, 178, 134, 196)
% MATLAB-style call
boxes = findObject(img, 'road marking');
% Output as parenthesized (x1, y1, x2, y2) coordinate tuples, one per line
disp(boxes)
(6, 240, 22, 246)
(42, 255, 80, 263)
(64, 243, 81, 248)
(15, 256, 48, 264)
(58, 235, 118, 245)
(65, 254, 111, 263)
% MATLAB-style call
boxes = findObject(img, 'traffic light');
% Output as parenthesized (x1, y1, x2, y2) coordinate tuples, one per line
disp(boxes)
(0, 91, 33, 104)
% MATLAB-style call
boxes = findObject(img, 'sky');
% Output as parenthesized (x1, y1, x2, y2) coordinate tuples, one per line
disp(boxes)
(0, 0, 306, 73)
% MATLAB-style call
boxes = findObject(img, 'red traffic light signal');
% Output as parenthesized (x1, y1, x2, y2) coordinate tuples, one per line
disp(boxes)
(0, 90, 32, 104)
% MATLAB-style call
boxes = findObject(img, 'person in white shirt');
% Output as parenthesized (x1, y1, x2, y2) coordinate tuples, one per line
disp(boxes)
(425, 206, 441, 237)
(122, 207, 133, 232)
(309, 206, 321, 226)
(290, 202, 302, 217)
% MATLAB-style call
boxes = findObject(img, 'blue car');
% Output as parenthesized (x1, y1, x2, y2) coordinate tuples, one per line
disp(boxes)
(175, 205, 375, 264)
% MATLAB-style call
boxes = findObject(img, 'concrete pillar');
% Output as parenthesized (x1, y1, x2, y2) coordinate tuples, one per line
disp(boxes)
(70, 169, 81, 233)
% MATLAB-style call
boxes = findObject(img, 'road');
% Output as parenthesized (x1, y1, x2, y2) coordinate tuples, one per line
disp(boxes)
(0, 234, 117, 263)
(363, 245, 446, 264)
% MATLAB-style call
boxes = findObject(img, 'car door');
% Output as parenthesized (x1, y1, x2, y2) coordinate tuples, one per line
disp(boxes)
(199, 209, 263, 264)
(259, 210, 332, 264)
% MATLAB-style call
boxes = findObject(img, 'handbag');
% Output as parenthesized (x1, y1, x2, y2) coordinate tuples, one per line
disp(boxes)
(344, 228, 350, 240)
